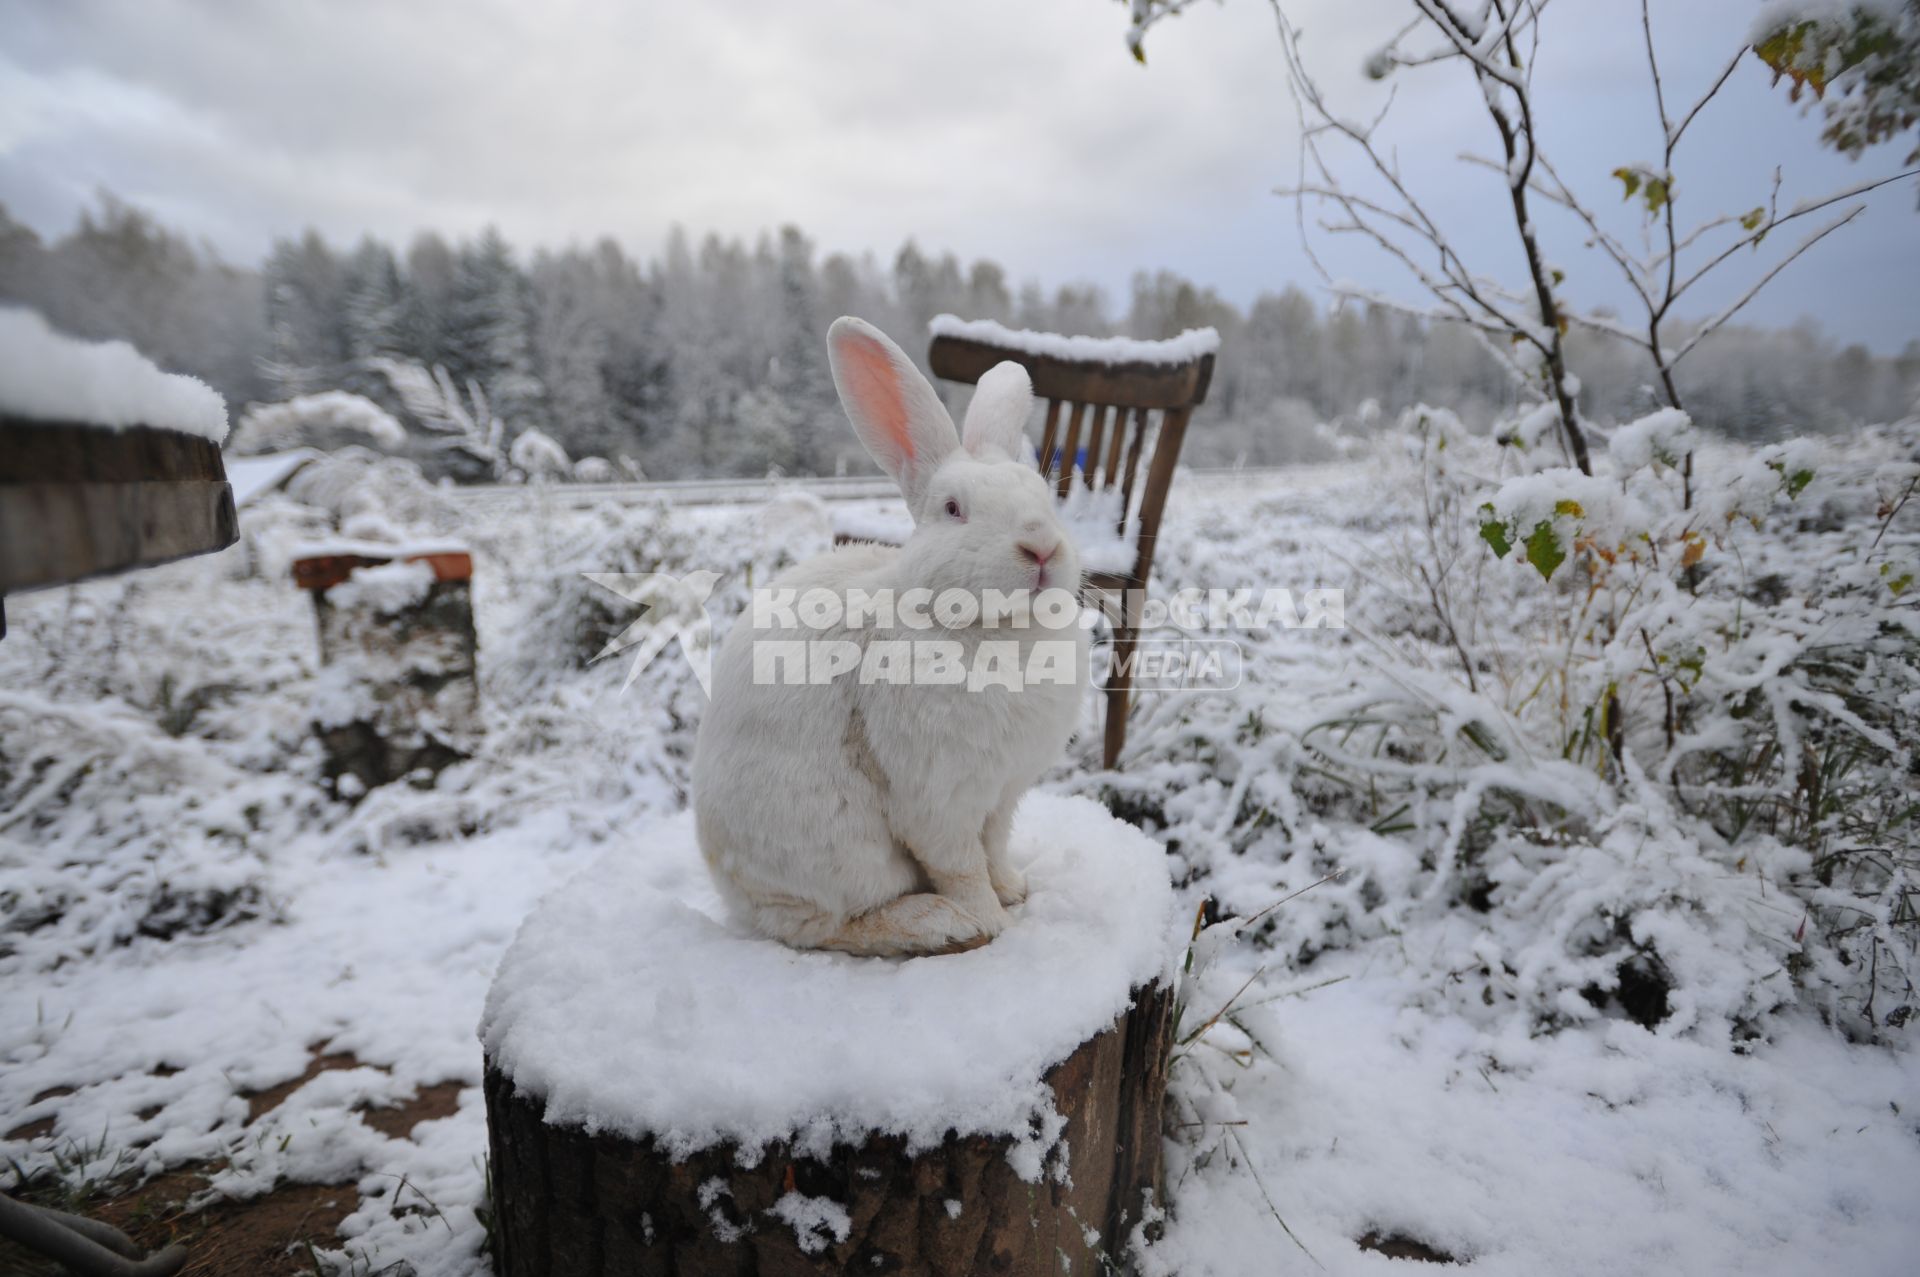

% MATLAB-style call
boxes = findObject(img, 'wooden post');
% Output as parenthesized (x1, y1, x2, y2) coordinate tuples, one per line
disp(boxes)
(292, 546, 480, 797)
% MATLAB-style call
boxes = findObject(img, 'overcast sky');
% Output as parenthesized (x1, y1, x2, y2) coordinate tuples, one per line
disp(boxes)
(2, 0, 1915, 350)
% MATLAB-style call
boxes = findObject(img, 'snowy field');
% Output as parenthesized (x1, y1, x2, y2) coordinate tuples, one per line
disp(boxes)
(3, 441, 1918, 1276)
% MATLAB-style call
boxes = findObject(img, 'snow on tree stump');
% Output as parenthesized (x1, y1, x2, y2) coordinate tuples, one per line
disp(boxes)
(480, 792, 1178, 1276)
(292, 541, 480, 798)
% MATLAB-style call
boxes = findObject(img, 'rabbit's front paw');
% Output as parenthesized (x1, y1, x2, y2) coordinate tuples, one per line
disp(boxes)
(991, 864, 1028, 907)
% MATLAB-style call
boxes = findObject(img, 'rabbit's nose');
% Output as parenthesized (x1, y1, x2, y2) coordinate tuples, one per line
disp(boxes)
(1018, 540, 1060, 567)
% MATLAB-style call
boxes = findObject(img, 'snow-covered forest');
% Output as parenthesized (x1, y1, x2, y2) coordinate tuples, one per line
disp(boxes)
(3, 196, 1916, 481)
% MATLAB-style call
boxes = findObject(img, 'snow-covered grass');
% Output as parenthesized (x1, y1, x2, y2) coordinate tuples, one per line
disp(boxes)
(2, 424, 1917, 1275)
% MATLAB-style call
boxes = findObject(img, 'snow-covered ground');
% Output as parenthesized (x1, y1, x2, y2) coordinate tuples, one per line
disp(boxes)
(3, 445, 1916, 1275)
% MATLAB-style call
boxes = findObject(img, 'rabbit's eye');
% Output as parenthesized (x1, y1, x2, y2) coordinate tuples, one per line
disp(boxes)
(944, 498, 964, 521)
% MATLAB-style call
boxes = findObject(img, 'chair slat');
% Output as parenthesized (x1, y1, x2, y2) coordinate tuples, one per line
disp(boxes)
(1037, 399, 1061, 479)
(1056, 402, 1085, 498)
(1131, 405, 1191, 572)
(1084, 406, 1108, 491)
(1104, 407, 1131, 491)
(1118, 409, 1149, 532)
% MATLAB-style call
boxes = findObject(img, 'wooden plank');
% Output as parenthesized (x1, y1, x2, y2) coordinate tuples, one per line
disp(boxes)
(1056, 402, 1085, 499)
(1084, 406, 1109, 490)
(292, 550, 474, 593)
(1037, 399, 1061, 480)
(931, 337, 1213, 410)
(0, 420, 226, 484)
(1103, 407, 1129, 490)
(1102, 576, 1145, 769)
(0, 479, 237, 593)
(1130, 406, 1191, 587)
(1118, 411, 1149, 535)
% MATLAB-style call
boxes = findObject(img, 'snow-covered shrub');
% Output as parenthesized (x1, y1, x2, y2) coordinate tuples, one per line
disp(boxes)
(229, 390, 406, 455)
(519, 491, 832, 682)
(282, 447, 463, 543)
(1753, 0, 1920, 163)
(1078, 405, 1915, 1046)
(1311, 408, 1920, 1041)
(509, 427, 570, 480)
(573, 455, 616, 483)
(367, 356, 508, 481)
(0, 694, 315, 968)
(531, 500, 698, 671)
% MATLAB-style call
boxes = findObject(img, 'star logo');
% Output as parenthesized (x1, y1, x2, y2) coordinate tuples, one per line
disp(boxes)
(582, 570, 722, 695)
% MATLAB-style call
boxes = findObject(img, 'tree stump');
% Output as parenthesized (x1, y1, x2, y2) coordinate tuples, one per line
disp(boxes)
(292, 542, 480, 797)
(481, 793, 1178, 1276)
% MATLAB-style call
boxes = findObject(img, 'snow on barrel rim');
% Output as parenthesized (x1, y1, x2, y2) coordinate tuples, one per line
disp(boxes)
(479, 791, 1179, 1177)
(0, 307, 229, 443)
(929, 314, 1220, 367)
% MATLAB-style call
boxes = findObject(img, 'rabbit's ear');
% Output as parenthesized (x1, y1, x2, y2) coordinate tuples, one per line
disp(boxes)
(828, 317, 956, 505)
(961, 361, 1033, 461)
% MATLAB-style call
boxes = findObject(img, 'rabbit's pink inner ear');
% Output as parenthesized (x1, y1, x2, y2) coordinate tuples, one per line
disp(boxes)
(838, 331, 916, 472)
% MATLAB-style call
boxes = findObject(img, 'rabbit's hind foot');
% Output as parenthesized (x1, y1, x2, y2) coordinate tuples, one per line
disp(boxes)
(815, 893, 991, 958)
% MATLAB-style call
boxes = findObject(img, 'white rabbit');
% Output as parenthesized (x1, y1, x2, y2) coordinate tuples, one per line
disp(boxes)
(692, 317, 1088, 957)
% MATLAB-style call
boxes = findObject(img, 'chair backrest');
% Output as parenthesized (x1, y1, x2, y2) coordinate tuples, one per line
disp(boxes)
(926, 327, 1214, 583)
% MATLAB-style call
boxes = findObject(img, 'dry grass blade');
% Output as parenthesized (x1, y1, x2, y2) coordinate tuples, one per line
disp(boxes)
(1228, 1126, 1322, 1269)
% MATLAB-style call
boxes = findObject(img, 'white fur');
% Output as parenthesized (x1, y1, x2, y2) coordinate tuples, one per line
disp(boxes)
(692, 317, 1087, 957)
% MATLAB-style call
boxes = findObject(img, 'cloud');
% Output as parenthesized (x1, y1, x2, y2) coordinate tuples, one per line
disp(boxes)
(0, 0, 1913, 349)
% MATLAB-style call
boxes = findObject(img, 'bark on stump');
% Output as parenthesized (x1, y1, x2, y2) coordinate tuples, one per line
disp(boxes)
(483, 981, 1172, 1277)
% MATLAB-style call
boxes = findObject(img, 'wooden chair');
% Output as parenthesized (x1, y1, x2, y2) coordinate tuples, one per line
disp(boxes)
(836, 324, 1213, 768)
(932, 327, 1213, 768)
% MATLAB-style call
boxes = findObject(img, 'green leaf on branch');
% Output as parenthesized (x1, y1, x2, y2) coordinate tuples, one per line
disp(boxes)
(1767, 459, 1815, 498)
(1755, 22, 1829, 99)
(1612, 166, 1669, 215)
(1739, 206, 1766, 232)
(1523, 520, 1565, 580)
(1478, 504, 1514, 559)
(1553, 498, 1585, 518)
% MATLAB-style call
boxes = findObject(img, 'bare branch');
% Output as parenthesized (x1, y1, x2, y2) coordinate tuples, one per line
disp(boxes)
(1671, 168, 1920, 304)
(1560, 307, 1658, 350)
(1655, 170, 1779, 268)
(1669, 45, 1745, 148)
(1527, 151, 1662, 305)
(1640, 0, 1673, 138)
(1673, 206, 1866, 360)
